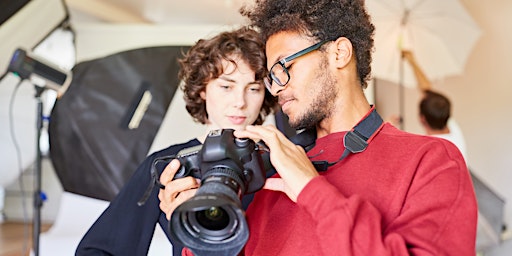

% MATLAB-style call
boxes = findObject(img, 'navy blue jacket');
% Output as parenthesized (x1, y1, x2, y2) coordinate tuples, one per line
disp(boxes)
(76, 139, 201, 255)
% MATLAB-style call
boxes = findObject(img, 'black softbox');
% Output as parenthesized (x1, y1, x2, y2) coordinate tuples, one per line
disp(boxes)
(49, 46, 187, 201)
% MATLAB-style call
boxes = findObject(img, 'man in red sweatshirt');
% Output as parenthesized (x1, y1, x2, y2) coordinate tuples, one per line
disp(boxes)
(159, 0, 478, 255)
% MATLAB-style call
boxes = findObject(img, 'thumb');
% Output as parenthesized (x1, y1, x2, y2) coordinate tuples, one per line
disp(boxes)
(160, 159, 181, 185)
(263, 177, 285, 192)
(263, 178, 299, 202)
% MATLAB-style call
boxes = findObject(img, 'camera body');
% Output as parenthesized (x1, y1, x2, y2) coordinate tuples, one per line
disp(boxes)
(169, 128, 267, 255)
(174, 128, 266, 195)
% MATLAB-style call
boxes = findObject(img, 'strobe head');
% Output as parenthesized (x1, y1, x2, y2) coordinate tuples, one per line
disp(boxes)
(7, 48, 72, 96)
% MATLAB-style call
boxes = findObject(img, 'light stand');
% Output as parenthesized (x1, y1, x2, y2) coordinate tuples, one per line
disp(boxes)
(399, 52, 405, 130)
(32, 84, 46, 256)
(6, 48, 72, 256)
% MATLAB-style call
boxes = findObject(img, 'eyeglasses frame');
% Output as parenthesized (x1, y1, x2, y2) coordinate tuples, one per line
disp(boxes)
(264, 40, 329, 91)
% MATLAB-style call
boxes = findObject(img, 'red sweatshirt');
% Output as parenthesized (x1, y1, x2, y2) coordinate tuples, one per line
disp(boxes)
(243, 123, 477, 255)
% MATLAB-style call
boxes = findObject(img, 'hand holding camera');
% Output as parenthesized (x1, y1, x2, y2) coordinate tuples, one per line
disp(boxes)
(158, 128, 267, 256)
(158, 159, 200, 220)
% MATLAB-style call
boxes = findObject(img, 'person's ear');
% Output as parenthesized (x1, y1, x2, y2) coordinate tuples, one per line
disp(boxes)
(419, 115, 428, 127)
(331, 37, 353, 68)
(200, 90, 206, 100)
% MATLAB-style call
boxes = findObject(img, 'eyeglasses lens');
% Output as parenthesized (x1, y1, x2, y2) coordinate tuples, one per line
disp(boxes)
(266, 63, 289, 90)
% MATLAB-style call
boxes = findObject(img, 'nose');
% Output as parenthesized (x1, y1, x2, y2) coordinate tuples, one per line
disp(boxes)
(233, 90, 246, 109)
(270, 83, 285, 96)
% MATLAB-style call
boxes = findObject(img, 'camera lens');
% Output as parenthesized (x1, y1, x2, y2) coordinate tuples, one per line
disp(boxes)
(181, 197, 240, 242)
(196, 206, 229, 231)
(168, 129, 264, 255)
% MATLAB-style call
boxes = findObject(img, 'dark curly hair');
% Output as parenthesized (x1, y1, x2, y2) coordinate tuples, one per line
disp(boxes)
(241, 0, 375, 88)
(179, 26, 277, 125)
(420, 90, 451, 130)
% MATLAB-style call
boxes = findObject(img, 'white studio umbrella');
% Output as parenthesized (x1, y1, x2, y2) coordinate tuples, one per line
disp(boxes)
(366, 0, 482, 87)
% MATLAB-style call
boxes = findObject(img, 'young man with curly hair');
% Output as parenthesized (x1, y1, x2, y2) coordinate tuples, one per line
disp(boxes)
(159, 0, 478, 255)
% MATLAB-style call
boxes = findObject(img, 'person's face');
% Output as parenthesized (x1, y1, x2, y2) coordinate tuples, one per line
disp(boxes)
(201, 58, 265, 131)
(265, 31, 337, 129)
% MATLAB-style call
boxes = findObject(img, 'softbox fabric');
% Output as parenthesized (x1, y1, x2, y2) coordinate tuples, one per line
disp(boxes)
(49, 46, 187, 201)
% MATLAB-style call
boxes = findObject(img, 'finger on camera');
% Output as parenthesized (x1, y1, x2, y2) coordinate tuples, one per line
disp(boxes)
(176, 188, 197, 201)
(234, 125, 276, 146)
(246, 126, 288, 153)
(233, 128, 261, 142)
(168, 177, 198, 194)
(162, 188, 197, 220)
(160, 159, 181, 185)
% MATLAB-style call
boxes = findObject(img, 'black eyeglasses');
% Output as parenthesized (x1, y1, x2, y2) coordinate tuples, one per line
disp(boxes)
(264, 40, 328, 91)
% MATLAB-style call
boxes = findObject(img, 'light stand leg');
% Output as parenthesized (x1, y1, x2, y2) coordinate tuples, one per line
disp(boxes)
(32, 86, 45, 256)
(399, 53, 405, 130)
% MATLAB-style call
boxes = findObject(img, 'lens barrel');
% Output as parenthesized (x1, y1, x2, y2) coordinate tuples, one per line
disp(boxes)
(169, 167, 250, 256)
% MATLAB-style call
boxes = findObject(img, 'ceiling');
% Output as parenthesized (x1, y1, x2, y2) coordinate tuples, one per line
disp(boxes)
(64, 0, 251, 25)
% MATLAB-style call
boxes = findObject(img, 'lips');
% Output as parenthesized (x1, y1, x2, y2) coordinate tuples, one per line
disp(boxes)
(228, 116, 247, 125)
(278, 96, 294, 112)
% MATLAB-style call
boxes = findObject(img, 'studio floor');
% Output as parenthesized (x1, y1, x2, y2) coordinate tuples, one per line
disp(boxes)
(0, 222, 51, 256)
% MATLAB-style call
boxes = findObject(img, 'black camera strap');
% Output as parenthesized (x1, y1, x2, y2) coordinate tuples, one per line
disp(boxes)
(293, 106, 383, 172)
(138, 155, 175, 206)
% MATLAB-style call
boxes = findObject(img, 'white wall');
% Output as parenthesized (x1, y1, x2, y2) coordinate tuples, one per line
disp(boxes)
(376, 0, 512, 240)
(456, 0, 512, 238)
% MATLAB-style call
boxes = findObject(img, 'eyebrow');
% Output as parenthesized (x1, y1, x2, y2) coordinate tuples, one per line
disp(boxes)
(271, 46, 298, 64)
(218, 75, 236, 83)
(218, 75, 259, 86)
(271, 54, 286, 65)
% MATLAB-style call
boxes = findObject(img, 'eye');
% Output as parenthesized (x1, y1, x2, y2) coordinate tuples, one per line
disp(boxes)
(249, 86, 261, 92)
(219, 84, 231, 90)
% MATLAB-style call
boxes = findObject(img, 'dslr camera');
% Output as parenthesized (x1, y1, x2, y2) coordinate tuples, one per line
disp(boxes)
(169, 128, 267, 256)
